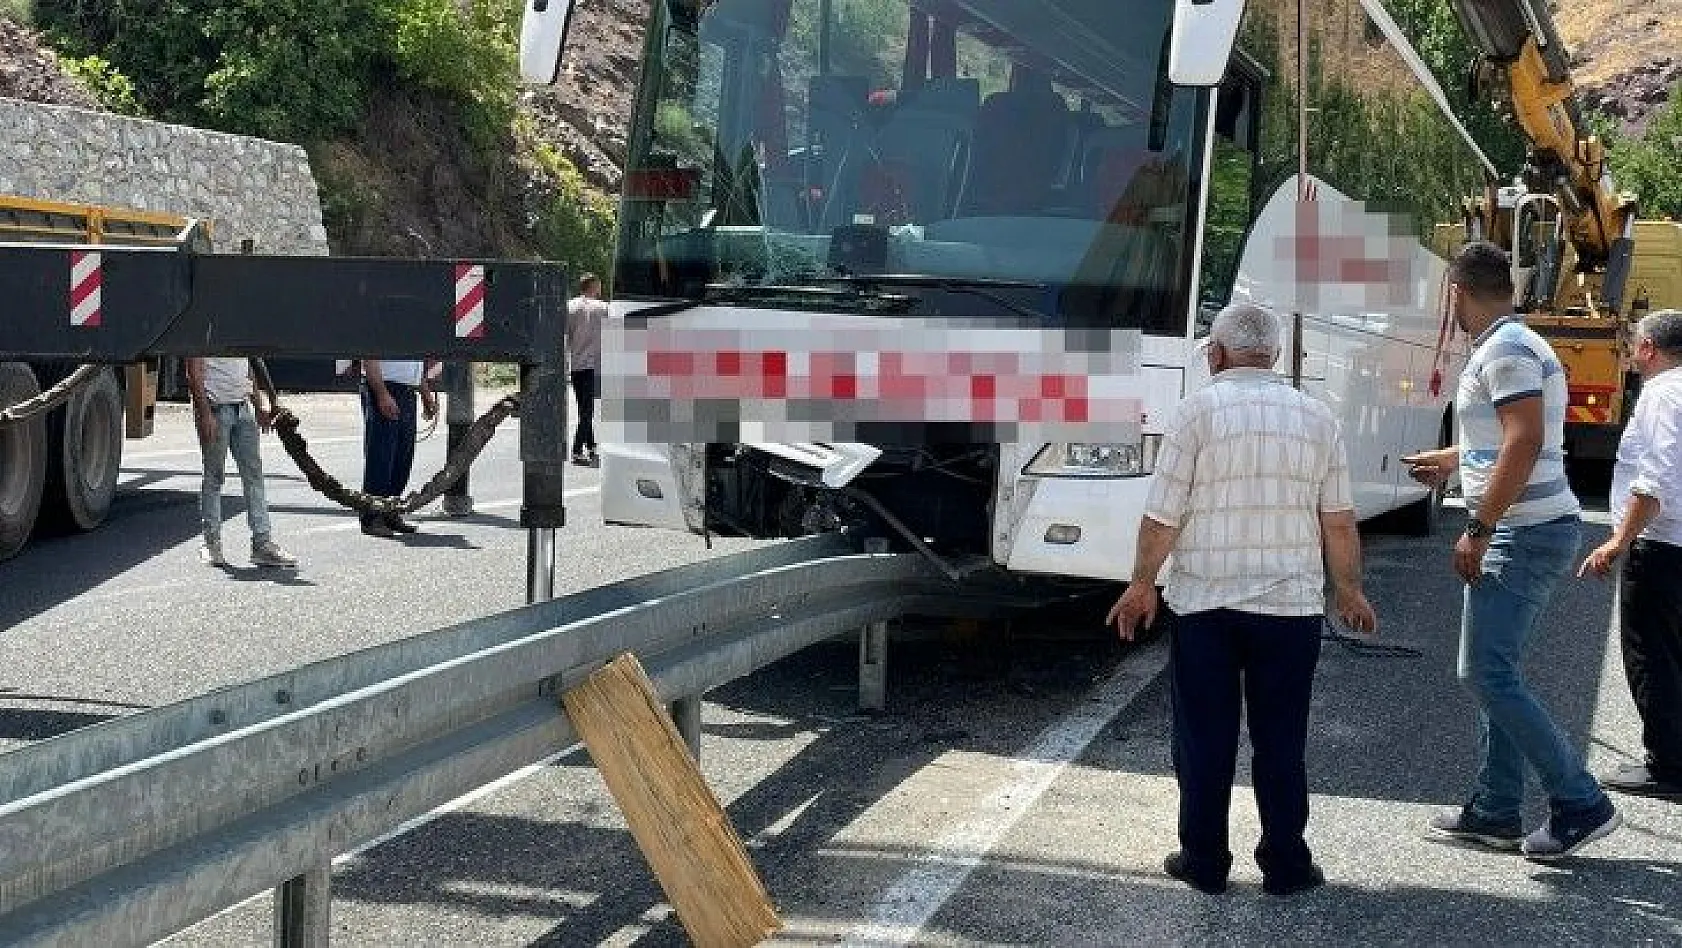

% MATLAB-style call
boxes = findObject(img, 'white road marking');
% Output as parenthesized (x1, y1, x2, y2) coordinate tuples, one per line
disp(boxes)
(125, 436, 365, 461)
(843, 642, 1170, 947)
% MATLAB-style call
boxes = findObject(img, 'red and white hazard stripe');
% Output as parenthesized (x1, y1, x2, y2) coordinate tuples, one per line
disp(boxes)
(70, 250, 102, 327)
(454, 264, 486, 339)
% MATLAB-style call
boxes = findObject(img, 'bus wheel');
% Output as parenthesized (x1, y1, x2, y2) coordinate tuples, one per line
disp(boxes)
(43, 366, 124, 532)
(0, 361, 47, 560)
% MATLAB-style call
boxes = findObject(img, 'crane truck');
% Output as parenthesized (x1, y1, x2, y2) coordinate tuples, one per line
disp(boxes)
(1450, 0, 1682, 470)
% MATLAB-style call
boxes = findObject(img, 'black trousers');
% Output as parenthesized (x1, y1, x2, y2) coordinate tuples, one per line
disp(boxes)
(1621, 538, 1682, 779)
(360, 381, 416, 525)
(1171, 608, 1322, 885)
(571, 368, 597, 454)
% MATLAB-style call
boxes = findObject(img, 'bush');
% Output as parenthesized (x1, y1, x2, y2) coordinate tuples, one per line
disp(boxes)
(385, 0, 518, 111)
(35, 0, 521, 145)
(531, 142, 618, 286)
(58, 54, 144, 115)
(0, 0, 31, 25)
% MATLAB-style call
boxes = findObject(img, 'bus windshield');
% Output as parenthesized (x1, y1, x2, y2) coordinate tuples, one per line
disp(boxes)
(615, 0, 1203, 333)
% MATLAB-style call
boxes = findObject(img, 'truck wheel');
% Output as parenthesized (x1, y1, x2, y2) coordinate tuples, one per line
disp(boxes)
(0, 362, 47, 561)
(42, 366, 124, 532)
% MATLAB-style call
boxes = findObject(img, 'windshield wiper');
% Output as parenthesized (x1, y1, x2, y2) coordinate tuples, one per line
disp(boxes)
(625, 282, 915, 325)
(825, 274, 1045, 290)
(816, 274, 1052, 322)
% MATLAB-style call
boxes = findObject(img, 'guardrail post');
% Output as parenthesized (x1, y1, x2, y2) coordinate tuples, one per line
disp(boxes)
(274, 864, 331, 948)
(441, 361, 475, 517)
(670, 696, 702, 761)
(859, 621, 888, 711)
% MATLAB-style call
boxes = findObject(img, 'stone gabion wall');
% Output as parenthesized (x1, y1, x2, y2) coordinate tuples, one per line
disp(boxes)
(0, 98, 330, 255)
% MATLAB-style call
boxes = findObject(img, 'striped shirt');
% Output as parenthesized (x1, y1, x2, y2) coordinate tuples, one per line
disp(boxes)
(1143, 367, 1354, 617)
(1455, 317, 1579, 527)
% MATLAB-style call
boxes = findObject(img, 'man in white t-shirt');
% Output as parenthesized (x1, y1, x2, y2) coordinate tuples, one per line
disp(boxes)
(185, 357, 297, 568)
(567, 273, 607, 465)
(359, 359, 437, 538)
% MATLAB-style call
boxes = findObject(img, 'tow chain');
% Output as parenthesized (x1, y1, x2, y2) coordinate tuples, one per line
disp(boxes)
(3, 359, 521, 519)
(0, 364, 102, 429)
(254, 359, 520, 519)
(270, 396, 519, 518)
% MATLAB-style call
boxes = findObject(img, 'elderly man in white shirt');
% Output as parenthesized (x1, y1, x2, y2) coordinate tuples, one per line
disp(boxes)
(1579, 308, 1682, 800)
(1109, 302, 1376, 898)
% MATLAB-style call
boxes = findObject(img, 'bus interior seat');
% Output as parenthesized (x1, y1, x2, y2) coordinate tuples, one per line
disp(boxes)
(1079, 125, 1156, 221)
(807, 74, 872, 230)
(958, 69, 1078, 218)
(862, 77, 980, 224)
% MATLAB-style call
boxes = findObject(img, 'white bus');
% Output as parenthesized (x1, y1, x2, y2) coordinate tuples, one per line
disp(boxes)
(523, 0, 1492, 583)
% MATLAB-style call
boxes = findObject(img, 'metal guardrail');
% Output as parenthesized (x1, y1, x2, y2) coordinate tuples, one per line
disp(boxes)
(0, 535, 1038, 947)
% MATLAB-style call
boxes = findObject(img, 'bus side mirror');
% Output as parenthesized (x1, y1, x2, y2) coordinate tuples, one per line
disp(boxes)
(1168, 0, 1246, 88)
(520, 0, 576, 85)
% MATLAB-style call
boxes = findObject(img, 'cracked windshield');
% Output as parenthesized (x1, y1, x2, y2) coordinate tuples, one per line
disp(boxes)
(616, 0, 1202, 332)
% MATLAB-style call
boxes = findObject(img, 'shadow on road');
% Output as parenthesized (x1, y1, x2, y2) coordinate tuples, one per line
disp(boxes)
(320, 510, 1658, 946)
(330, 631, 1135, 944)
(0, 707, 124, 742)
(0, 487, 203, 632)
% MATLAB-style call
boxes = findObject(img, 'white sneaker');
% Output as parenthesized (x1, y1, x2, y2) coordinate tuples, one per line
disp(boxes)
(200, 537, 227, 567)
(251, 537, 298, 568)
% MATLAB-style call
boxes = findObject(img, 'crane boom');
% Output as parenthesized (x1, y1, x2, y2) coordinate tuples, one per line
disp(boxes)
(1450, 0, 1638, 311)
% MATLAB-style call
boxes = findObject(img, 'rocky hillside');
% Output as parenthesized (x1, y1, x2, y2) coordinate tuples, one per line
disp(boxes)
(4, 1, 1679, 245)
(1556, 0, 1682, 136)
(522, 0, 646, 197)
(0, 17, 93, 108)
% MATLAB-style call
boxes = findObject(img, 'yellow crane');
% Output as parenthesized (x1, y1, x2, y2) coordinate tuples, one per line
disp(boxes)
(1450, 0, 1675, 467)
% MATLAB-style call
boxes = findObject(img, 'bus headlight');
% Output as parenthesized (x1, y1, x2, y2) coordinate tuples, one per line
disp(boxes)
(1025, 437, 1160, 477)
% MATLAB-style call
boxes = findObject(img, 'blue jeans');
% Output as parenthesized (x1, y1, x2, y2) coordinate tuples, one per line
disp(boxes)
(1457, 515, 1603, 821)
(200, 401, 271, 542)
(360, 381, 417, 524)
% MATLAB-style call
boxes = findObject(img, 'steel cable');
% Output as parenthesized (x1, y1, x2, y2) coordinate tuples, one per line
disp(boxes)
(0, 364, 102, 428)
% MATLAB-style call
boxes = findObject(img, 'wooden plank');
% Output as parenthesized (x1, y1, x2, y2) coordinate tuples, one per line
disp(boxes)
(561, 654, 781, 947)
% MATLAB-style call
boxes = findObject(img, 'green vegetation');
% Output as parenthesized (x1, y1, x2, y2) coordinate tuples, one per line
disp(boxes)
(34, 0, 518, 142)
(1386, 0, 1525, 176)
(0, 0, 31, 24)
(32, 0, 616, 267)
(58, 54, 144, 115)
(1589, 88, 1682, 219)
(530, 138, 619, 285)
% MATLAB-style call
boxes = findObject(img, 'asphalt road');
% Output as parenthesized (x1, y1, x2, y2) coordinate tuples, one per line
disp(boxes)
(1, 393, 1678, 947)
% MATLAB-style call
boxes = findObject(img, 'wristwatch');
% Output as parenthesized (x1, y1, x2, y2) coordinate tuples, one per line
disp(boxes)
(1464, 517, 1491, 539)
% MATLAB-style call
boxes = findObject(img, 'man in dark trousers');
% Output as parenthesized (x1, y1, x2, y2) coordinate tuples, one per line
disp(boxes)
(1578, 308, 1682, 800)
(567, 273, 606, 466)
(1109, 302, 1376, 897)
(360, 359, 437, 538)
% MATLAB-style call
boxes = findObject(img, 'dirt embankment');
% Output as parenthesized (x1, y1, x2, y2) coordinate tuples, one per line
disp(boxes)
(0, 18, 97, 109)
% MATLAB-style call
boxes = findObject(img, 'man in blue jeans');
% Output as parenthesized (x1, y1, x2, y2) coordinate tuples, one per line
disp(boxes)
(1404, 241, 1620, 859)
(187, 356, 297, 568)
